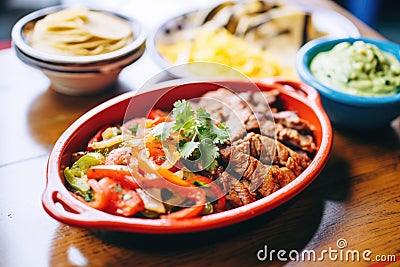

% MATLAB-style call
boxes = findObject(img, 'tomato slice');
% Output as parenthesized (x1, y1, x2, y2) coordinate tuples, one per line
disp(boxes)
(86, 179, 108, 210)
(110, 188, 144, 217)
(186, 176, 226, 212)
(98, 177, 144, 217)
(98, 177, 116, 190)
(145, 137, 167, 165)
(70, 179, 108, 211)
(148, 147, 166, 165)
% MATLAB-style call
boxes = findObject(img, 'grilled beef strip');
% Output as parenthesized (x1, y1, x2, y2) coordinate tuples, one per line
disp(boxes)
(272, 111, 316, 154)
(269, 166, 296, 187)
(196, 88, 260, 141)
(240, 89, 317, 153)
(193, 88, 316, 208)
(219, 143, 281, 196)
(218, 172, 257, 207)
(273, 110, 314, 132)
(218, 132, 312, 204)
(197, 88, 317, 154)
(228, 132, 311, 174)
(239, 89, 280, 113)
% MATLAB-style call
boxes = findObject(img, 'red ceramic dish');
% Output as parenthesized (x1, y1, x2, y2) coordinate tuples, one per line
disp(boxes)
(42, 79, 332, 234)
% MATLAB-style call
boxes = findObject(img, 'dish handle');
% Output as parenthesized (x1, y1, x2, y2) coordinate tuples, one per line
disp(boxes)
(266, 78, 320, 104)
(42, 183, 109, 226)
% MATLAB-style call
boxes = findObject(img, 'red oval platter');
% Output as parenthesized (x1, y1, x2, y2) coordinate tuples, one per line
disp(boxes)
(43, 78, 332, 234)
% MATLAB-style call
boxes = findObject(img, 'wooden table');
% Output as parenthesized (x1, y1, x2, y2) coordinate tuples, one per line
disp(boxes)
(0, 1, 398, 266)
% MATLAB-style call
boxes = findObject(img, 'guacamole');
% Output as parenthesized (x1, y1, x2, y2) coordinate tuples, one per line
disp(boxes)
(310, 41, 400, 96)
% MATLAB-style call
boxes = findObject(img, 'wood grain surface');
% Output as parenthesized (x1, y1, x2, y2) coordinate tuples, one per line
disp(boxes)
(0, 1, 399, 266)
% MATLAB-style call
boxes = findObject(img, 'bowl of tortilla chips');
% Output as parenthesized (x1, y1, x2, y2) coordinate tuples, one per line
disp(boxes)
(12, 5, 146, 95)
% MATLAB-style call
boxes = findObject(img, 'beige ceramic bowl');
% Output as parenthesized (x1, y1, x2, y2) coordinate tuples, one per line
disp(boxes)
(12, 5, 146, 95)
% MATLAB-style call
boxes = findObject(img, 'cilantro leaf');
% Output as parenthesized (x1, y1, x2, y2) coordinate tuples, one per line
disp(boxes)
(197, 108, 230, 144)
(179, 140, 199, 159)
(151, 121, 174, 142)
(150, 99, 231, 171)
(211, 122, 230, 144)
(198, 138, 220, 170)
(196, 108, 211, 124)
(114, 184, 122, 193)
(172, 100, 195, 131)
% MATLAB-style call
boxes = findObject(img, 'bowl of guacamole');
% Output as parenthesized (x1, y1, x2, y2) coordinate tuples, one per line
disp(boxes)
(296, 37, 400, 130)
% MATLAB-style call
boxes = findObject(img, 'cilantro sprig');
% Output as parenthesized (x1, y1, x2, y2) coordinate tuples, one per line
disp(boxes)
(151, 100, 230, 170)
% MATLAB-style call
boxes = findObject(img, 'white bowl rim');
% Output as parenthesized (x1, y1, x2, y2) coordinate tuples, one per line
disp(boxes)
(11, 5, 147, 65)
(14, 43, 145, 74)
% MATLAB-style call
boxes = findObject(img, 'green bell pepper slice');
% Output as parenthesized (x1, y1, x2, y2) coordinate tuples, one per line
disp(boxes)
(64, 152, 105, 197)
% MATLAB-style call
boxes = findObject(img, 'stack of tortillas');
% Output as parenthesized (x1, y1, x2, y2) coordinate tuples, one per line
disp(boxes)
(30, 7, 133, 56)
